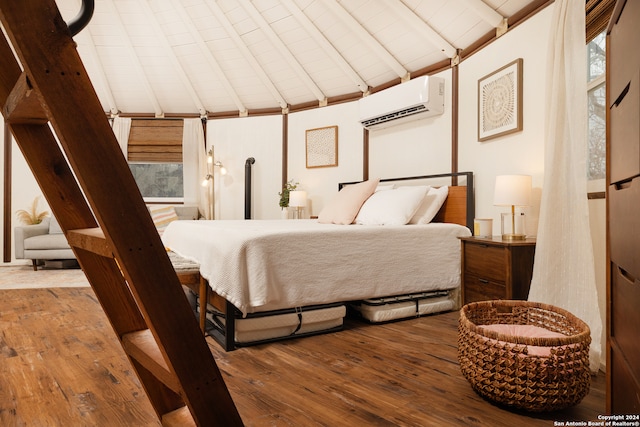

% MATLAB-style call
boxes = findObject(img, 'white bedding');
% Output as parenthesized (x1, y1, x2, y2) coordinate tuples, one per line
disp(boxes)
(163, 219, 471, 315)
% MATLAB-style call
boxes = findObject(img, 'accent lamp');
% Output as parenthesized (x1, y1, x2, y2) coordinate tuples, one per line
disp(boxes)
(288, 190, 307, 219)
(493, 174, 531, 241)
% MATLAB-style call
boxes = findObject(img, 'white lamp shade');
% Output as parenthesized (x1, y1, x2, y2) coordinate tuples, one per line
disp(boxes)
(494, 175, 532, 206)
(288, 190, 307, 207)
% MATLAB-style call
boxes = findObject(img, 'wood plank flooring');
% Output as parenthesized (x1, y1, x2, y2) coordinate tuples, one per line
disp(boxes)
(0, 287, 605, 426)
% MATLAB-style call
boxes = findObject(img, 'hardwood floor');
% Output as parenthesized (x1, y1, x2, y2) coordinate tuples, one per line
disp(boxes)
(0, 287, 605, 426)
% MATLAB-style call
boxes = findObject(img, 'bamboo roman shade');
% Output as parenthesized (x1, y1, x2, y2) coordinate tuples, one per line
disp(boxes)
(586, 0, 616, 42)
(127, 119, 184, 162)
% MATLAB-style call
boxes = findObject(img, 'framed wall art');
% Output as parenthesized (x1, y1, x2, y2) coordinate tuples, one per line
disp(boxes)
(477, 58, 523, 142)
(305, 125, 338, 168)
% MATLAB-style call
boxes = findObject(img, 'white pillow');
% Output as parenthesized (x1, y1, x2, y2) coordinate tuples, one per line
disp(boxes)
(409, 186, 449, 224)
(356, 186, 430, 226)
(318, 179, 380, 225)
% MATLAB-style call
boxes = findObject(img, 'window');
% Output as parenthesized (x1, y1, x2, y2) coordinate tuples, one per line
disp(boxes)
(127, 119, 185, 203)
(587, 31, 606, 188)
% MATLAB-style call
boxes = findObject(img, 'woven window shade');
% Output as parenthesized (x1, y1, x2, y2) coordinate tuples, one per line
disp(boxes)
(586, 0, 615, 42)
(127, 119, 184, 162)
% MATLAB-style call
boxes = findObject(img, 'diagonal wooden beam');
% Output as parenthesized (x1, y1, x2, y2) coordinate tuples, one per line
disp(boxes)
(280, 0, 368, 93)
(104, 0, 164, 117)
(239, 1, 327, 104)
(204, 0, 288, 110)
(139, 0, 206, 117)
(72, 23, 120, 115)
(169, 0, 247, 115)
(321, 0, 409, 80)
(381, 0, 457, 59)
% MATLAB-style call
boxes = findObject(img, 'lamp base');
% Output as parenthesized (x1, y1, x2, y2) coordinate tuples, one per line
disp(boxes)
(501, 233, 526, 241)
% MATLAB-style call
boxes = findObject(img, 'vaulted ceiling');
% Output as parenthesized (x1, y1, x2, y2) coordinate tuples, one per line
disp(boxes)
(54, 0, 544, 118)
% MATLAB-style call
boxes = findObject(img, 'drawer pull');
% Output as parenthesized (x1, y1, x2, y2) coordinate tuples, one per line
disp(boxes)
(478, 278, 489, 284)
(618, 266, 638, 285)
(612, 80, 630, 108)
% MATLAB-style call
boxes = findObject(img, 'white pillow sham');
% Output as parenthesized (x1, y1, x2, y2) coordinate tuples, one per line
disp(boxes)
(409, 185, 449, 224)
(355, 185, 430, 226)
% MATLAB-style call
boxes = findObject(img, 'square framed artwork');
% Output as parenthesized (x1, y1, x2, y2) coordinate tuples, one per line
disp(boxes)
(478, 58, 523, 142)
(305, 125, 338, 168)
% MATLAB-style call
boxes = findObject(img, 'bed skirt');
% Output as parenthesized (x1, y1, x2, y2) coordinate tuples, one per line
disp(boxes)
(349, 289, 459, 323)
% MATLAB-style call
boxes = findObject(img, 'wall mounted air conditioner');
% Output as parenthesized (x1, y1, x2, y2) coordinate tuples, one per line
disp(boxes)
(358, 76, 445, 130)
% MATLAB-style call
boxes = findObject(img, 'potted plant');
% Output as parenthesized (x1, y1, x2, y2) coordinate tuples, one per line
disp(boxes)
(16, 196, 49, 225)
(278, 180, 298, 218)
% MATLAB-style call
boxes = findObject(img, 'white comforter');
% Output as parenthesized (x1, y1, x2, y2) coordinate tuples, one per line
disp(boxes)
(163, 219, 471, 315)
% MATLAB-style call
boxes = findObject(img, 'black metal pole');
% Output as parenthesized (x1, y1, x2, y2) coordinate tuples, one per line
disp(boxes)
(244, 157, 255, 220)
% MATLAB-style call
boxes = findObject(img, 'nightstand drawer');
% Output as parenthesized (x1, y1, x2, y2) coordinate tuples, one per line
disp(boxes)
(464, 274, 506, 303)
(464, 243, 506, 282)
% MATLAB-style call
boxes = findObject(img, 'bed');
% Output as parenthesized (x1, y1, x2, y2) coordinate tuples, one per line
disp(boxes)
(163, 172, 474, 350)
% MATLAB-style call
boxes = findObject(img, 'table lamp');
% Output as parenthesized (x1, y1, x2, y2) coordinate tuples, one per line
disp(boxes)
(493, 175, 531, 240)
(288, 190, 307, 219)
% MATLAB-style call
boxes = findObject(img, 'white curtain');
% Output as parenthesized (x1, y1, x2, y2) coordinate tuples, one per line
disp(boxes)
(527, 0, 602, 372)
(111, 117, 131, 158)
(182, 119, 208, 218)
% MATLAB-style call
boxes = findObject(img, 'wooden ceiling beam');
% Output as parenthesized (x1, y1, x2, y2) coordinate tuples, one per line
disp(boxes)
(204, 0, 288, 110)
(280, 0, 368, 94)
(381, 0, 457, 59)
(170, 0, 247, 115)
(72, 22, 119, 116)
(105, 0, 164, 118)
(239, 1, 327, 103)
(139, 0, 206, 117)
(321, 0, 409, 80)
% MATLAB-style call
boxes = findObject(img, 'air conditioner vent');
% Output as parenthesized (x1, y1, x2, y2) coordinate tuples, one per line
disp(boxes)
(358, 76, 444, 130)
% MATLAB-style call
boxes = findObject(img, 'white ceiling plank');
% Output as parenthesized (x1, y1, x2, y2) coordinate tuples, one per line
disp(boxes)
(457, 0, 505, 28)
(204, 0, 288, 109)
(170, 0, 247, 114)
(139, 0, 206, 116)
(320, 0, 408, 80)
(280, 0, 368, 93)
(383, 0, 457, 58)
(239, 1, 327, 103)
(105, 0, 163, 117)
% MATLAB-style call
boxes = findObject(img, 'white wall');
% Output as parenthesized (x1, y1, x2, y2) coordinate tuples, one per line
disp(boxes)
(368, 69, 453, 179)
(288, 102, 365, 217)
(207, 115, 283, 220)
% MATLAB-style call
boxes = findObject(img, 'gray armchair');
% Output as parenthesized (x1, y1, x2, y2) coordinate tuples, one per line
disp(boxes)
(14, 217, 75, 270)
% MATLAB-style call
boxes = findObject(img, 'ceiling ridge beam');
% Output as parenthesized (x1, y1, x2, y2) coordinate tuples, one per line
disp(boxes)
(139, 0, 206, 117)
(105, 0, 163, 118)
(239, 1, 327, 103)
(382, 0, 457, 58)
(280, 0, 368, 93)
(170, 0, 247, 115)
(204, 0, 288, 110)
(320, 0, 408, 79)
(72, 21, 119, 115)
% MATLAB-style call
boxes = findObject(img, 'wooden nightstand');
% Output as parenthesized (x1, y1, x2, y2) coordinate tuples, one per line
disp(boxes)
(459, 236, 536, 305)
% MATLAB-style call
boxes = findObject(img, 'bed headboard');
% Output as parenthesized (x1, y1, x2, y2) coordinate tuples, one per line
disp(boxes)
(339, 171, 475, 231)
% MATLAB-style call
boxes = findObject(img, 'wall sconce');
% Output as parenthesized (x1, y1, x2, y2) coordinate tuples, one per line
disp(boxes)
(493, 174, 531, 240)
(288, 190, 307, 219)
(201, 147, 226, 219)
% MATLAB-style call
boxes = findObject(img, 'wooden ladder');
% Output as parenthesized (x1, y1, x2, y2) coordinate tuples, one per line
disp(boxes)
(0, 2, 243, 426)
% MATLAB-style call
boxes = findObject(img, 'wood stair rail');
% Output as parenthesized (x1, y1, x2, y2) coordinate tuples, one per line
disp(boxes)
(0, 2, 243, 426)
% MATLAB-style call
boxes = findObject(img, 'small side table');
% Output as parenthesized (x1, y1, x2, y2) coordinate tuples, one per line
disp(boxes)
(459, 236, 536, 305)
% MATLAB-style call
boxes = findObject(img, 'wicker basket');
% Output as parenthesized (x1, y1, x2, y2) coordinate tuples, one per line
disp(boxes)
(458, 300, 591, 412)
